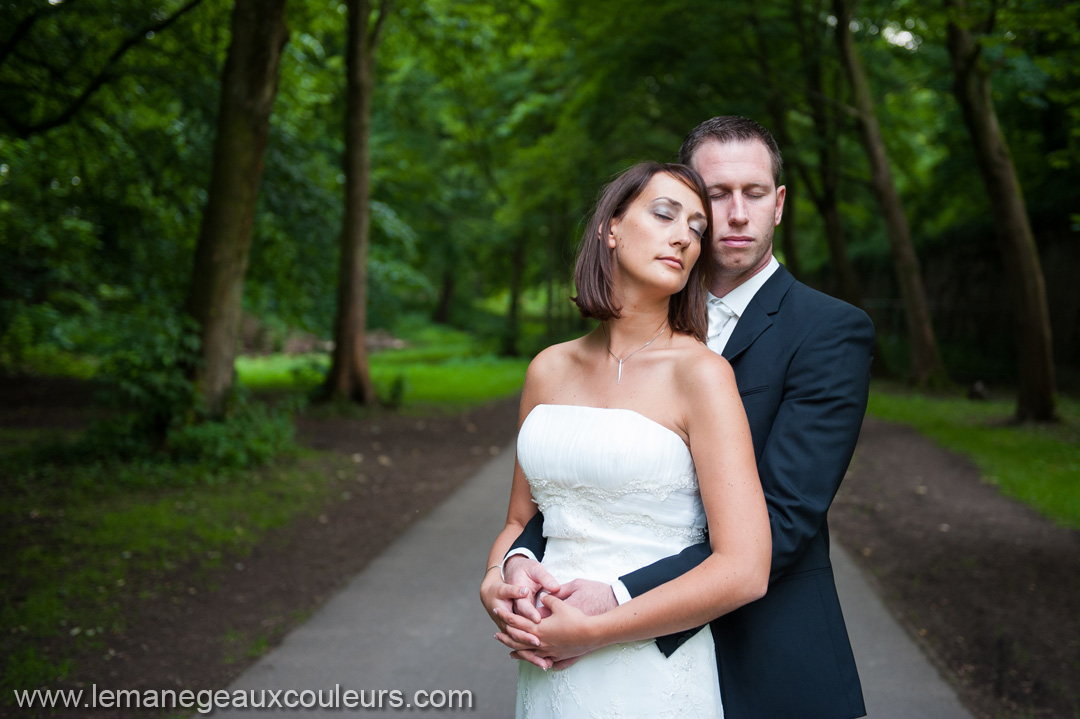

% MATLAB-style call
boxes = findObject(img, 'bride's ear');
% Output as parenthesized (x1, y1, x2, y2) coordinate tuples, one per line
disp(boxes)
(604, 220, 619, 249)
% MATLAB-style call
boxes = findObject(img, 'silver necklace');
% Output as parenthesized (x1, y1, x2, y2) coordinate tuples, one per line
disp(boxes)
(604, 323, 667, 384)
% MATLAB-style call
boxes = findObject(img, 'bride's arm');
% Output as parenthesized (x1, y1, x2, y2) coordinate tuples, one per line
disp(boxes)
(480, 352, 563, 643)
(480, 456, 542, 620)
(500, 354, 771, 661)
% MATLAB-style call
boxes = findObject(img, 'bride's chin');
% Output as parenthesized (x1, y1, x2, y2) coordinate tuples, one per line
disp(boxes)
(658, 281, 691, 299)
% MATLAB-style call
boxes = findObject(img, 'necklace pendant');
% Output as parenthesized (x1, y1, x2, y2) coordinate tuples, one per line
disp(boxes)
(605, 323, 666, 387)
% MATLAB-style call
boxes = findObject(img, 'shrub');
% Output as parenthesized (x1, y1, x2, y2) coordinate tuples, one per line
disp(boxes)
(166, 399, 295, 469)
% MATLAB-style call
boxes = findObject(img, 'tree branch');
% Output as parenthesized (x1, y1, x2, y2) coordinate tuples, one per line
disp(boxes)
(796, 159, 825, 208)
(369, 0, 392, 53)
(2, 0, 206, 138)
(983, 0, 998, 35)
(0, 0, 82, 69)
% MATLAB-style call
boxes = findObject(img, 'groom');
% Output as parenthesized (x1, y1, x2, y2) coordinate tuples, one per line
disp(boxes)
(483, 116, 873, 719)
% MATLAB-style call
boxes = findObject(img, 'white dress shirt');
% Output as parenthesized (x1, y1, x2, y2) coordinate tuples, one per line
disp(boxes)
(706, 255, 780, 355)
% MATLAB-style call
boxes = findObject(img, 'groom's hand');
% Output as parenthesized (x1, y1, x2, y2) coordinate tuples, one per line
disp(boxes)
(503, 555, 561, 622)
(551, 578, 618, 616)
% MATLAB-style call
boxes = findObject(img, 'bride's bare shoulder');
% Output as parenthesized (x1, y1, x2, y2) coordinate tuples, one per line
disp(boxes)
(527, 336, 587, 380)
(527, 335, 590, 386)
(672, 335, 736, 390)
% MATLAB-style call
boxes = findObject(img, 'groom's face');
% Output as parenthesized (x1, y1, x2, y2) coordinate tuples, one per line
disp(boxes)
(691, 139, 786, 295)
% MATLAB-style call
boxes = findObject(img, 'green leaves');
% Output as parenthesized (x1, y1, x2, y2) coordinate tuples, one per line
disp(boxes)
(0, 0, 1076, 385)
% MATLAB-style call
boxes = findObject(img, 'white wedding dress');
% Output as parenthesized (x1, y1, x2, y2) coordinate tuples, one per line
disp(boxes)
(515, 404, 723, 719)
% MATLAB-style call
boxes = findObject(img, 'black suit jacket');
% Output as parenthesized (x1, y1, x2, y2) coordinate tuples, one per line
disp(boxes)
(513, 265, 874, 719)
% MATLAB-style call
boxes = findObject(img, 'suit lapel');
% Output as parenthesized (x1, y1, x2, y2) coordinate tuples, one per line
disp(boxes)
(722, 264, 796, 362)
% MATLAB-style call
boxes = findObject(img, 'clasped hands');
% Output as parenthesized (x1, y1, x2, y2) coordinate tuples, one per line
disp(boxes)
(480, 555, 618, 670)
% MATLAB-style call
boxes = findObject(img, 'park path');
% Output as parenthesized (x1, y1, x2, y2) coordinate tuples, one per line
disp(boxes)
(214, 444, 974, 718)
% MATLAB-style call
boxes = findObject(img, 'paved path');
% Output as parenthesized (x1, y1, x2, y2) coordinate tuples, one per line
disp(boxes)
(217, 447, 973, 718)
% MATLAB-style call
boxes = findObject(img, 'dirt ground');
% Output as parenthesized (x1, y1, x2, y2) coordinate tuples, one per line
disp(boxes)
(834, 416, 1080, 719)
(3, 379, 1078, 718)
(54, 402, 521, 717)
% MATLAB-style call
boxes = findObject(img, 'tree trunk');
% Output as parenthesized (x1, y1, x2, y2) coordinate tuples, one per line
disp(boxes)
(325, 0, 389, 403)
(945, 0, 1057, 421)
(545, 228, 556, 335)
(793, 0, 862, 306)
(821, 196, 861, 300)
(185, 0, 288, 417)
(834, 0, 947, 387)
(778, 173, 801, 279)
(748, 4, 801, 278)
(502, 233, 525, 356)
(433, 266, 455, 325)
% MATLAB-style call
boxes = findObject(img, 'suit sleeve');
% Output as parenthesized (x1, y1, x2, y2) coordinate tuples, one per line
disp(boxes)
(621, 303, 875, 656)
(509, 510, 547, 559)
(758, 304, 874, 577)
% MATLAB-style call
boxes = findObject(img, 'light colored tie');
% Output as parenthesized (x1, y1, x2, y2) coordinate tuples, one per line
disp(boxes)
(707, 298, 736, 353)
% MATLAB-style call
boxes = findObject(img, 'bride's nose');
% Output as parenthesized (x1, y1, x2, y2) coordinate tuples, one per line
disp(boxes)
(671, 228, 691, 247)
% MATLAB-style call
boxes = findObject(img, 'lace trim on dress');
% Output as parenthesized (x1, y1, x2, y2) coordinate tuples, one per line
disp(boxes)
(526, 473, 699, 503)
(527, 476, 706, 542)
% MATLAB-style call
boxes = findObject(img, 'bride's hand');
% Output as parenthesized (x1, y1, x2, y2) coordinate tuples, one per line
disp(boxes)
(509, 650, 585, 671)
(537, 593, 605, 661)
(499, 594, 602, 664)
(504, 579, 615, 669)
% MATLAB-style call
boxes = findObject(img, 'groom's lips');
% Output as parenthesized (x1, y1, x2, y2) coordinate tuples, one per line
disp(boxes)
(721, 235, 753, 247)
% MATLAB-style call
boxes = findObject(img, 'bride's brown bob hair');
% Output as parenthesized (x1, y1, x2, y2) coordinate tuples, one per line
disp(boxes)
(572, 162, 713, 343)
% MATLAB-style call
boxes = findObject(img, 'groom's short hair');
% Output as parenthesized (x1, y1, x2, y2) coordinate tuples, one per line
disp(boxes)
(679, 116, 783, 187)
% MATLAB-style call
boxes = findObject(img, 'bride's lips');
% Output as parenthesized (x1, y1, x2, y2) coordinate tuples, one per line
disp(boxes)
(658, 255, 684, 269)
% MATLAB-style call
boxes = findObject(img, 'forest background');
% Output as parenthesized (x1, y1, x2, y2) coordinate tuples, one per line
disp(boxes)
(2, 0, 1078, 416)
(1, 0, 1079, 715)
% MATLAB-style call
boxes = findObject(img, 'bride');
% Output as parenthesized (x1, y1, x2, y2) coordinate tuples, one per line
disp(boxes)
(481, 162, 771, 718)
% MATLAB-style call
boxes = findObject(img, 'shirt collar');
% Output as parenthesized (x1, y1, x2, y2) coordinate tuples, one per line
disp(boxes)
(707, 256, 780, 318)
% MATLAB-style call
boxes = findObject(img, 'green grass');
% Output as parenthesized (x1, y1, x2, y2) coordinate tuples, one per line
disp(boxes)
(234, 353, 328, 391)
(0, 448, 351, 695)
(867, 384, 1080, 529)
(2, 318, 531, 697)
(221, 629, 273, 665)
(0, 346, 99, 380)
(369, 357, 529, 406)
(236, 351, 529, 406)
(236, 320, 530, 407)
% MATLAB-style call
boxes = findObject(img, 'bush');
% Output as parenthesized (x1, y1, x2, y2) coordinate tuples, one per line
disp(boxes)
(84, 311, 297, 471)
(166, 399, 295, 468)
(94, 312, 201, 440)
